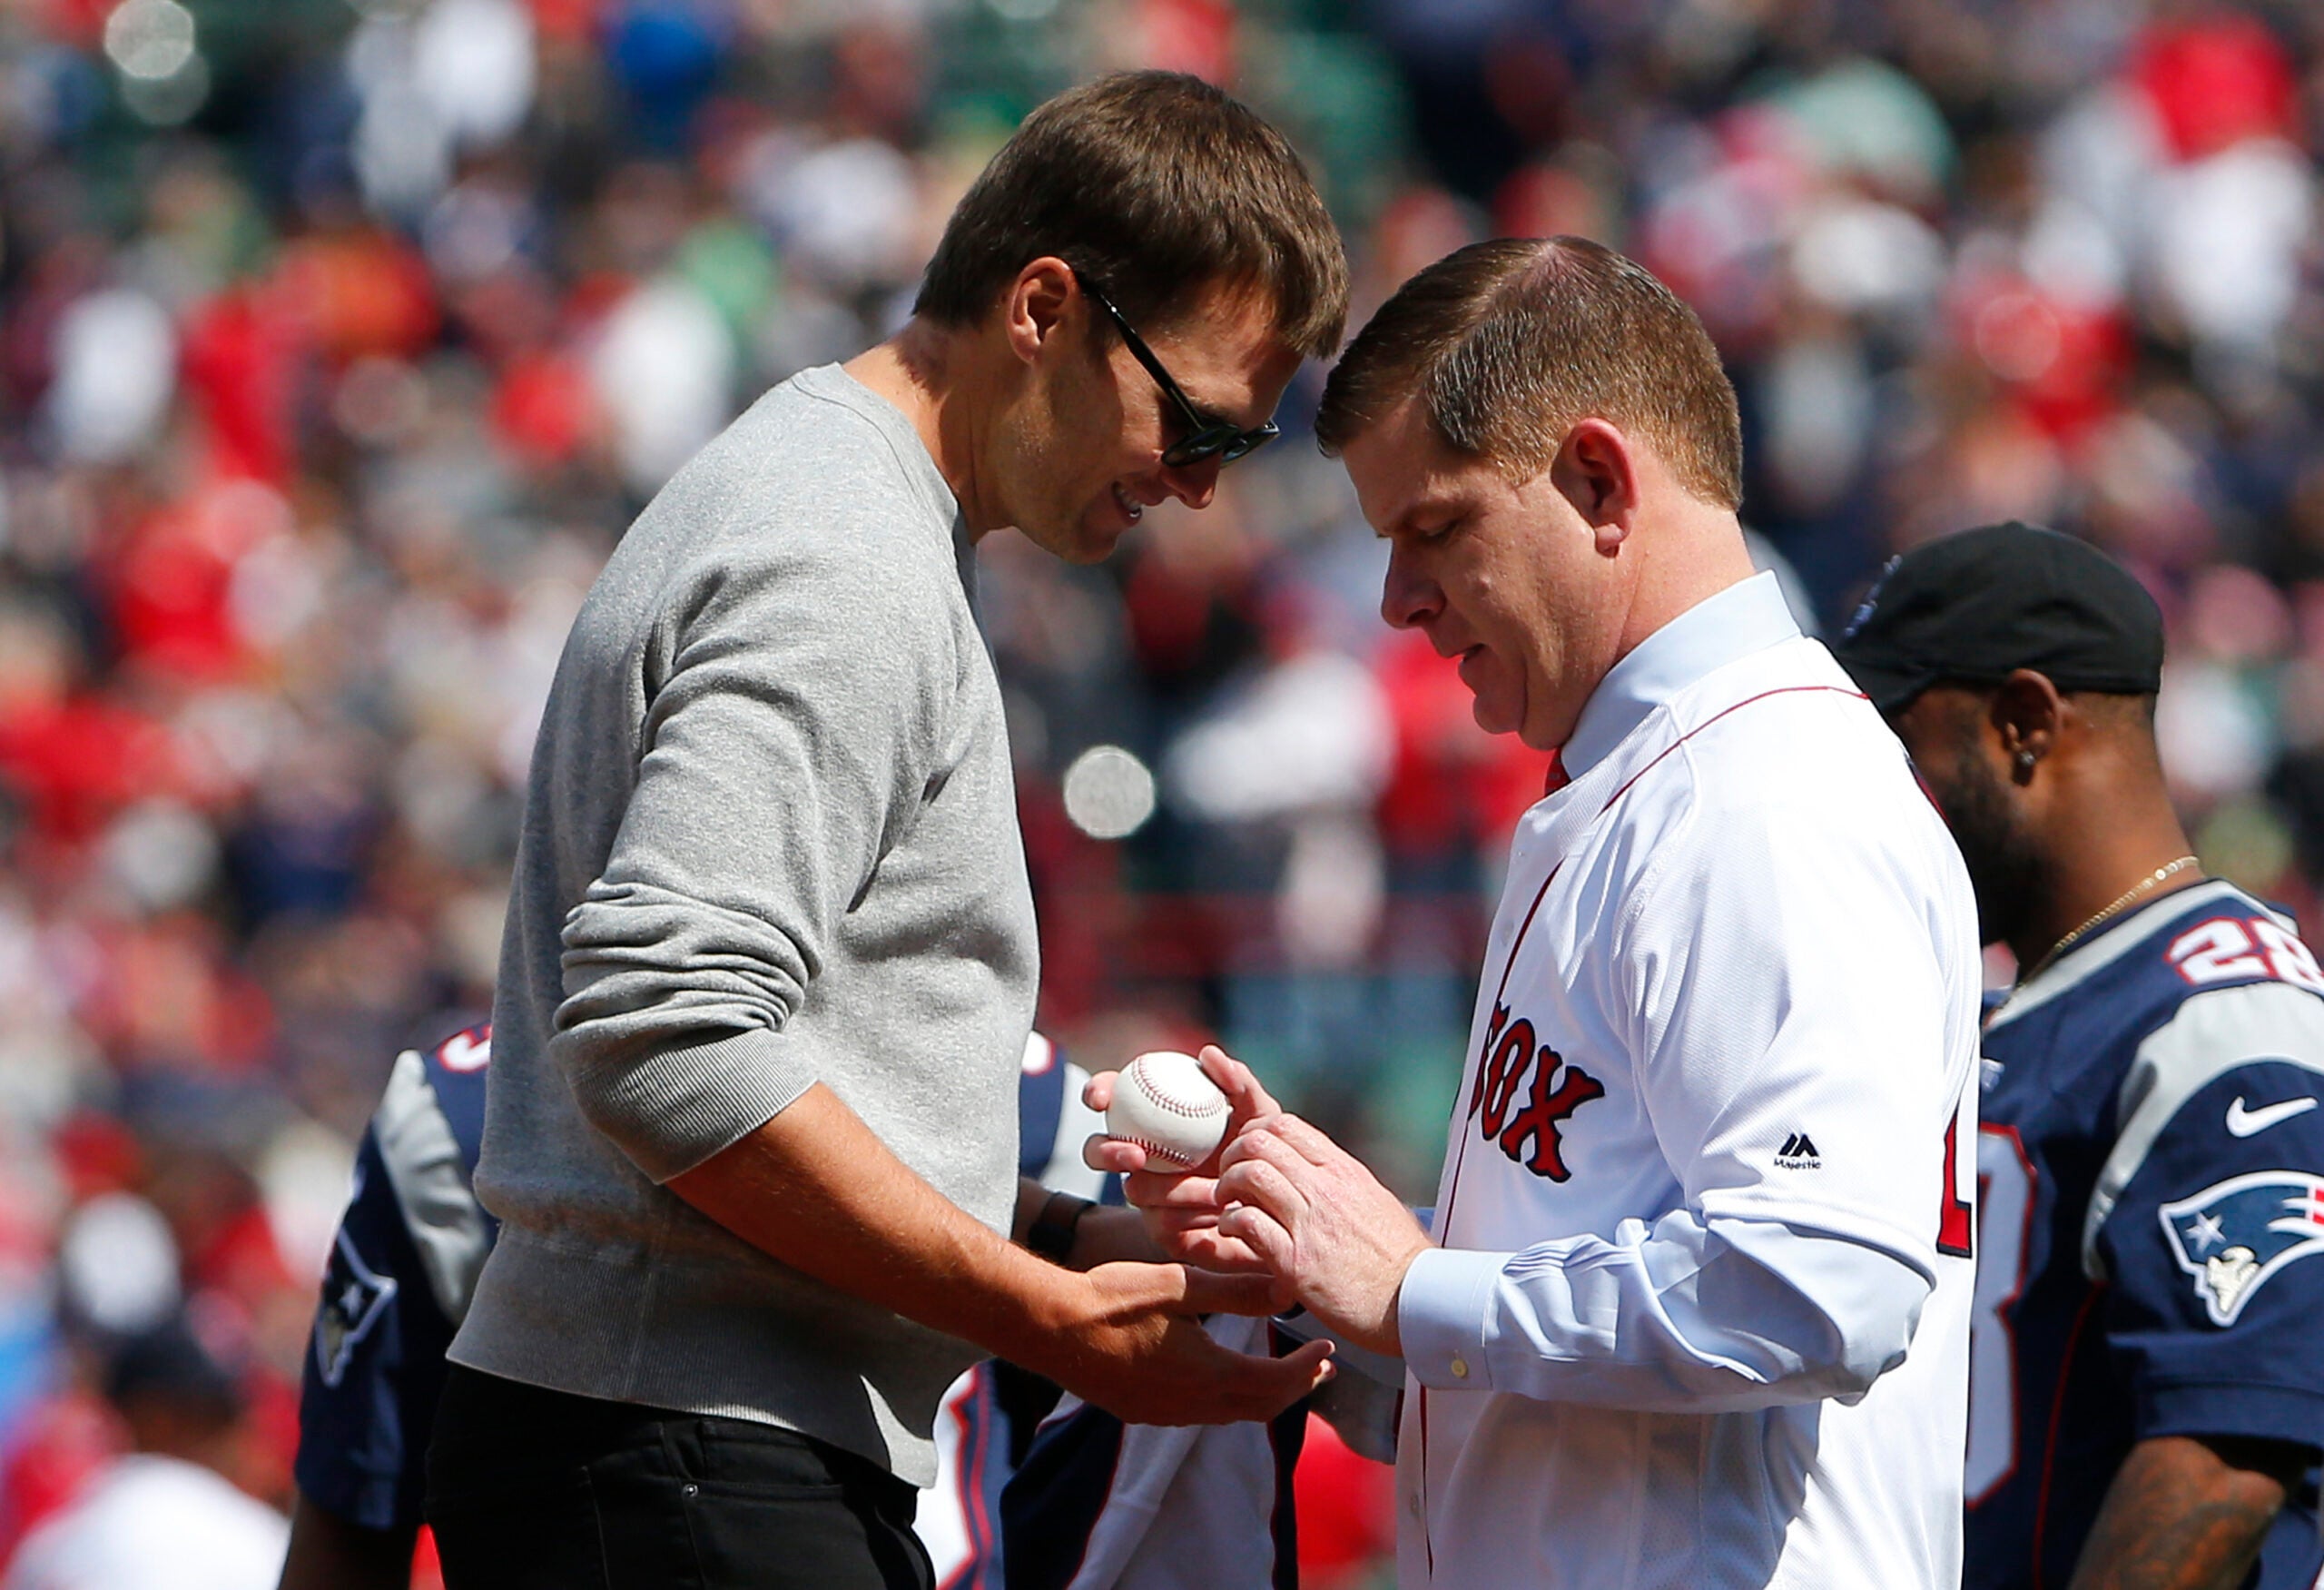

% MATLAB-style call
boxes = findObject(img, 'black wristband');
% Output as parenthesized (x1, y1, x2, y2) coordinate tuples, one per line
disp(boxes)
(1026, 1190, 1096, 1264)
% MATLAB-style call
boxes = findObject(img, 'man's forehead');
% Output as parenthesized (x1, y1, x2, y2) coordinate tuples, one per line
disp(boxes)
(1140, 287, 1299, 423)
(1343, 400, 1472, 529)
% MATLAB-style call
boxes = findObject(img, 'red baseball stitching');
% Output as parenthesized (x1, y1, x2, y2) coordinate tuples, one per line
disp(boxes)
(1118, 1133, 1199, 1167)
(1126, 1057, 1228, 1120)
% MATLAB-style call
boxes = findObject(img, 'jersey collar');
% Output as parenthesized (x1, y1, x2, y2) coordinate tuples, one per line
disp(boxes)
(1984, 877, 2256, 1032)
(1559, 571, 1801, 783)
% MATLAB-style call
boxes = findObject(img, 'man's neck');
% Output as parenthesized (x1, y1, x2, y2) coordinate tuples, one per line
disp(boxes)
(1608, 503, 1758, 664)
(2012, 778, 2201, 973)
(845, 321, 997, 538)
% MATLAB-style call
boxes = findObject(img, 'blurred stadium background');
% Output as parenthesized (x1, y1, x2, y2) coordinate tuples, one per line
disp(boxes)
(0, 0, 2320, 1583)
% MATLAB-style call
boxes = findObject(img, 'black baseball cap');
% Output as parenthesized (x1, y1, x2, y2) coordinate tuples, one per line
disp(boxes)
(1831, 521, 2164, 716)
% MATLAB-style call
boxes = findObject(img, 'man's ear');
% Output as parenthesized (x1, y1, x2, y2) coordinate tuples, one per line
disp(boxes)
(1003, 257, 1078, 367)
(1992, 669, 2065, 785)
(1549, 418, 1641, 553)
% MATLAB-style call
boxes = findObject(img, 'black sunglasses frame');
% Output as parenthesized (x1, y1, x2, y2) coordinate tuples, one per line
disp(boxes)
(1072, 270, 1280, 469)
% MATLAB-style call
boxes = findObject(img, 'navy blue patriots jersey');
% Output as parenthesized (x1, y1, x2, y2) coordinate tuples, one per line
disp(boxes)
(1967, 879, 2324, 1590)
(294, 1023, 494, 1532)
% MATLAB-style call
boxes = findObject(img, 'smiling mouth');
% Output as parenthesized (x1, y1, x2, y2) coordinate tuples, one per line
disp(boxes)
(1111, 483, 1144, 524)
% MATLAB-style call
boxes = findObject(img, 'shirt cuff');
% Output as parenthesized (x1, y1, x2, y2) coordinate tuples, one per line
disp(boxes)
(2139, 1379, 2324, 1456)
(1398, 1246, 1512, 1391)
(560, 1026, 817, 1184)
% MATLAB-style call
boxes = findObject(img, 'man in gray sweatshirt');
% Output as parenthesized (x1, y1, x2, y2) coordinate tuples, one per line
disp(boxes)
(423, 73, 1350, 1590)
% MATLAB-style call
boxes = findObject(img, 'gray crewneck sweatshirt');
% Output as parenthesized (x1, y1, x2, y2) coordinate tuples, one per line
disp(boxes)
(450, 364, 1039, 1486)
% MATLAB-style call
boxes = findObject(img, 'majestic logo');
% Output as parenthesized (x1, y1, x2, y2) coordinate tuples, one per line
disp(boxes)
(314, 1225, 399, 1388)
(1470, 1003, 1602, 1180)
(1776, 1132, 1822, 1170)
(2225, 1095, 2319, 1138)
(2160, 1171, 2324, 1326)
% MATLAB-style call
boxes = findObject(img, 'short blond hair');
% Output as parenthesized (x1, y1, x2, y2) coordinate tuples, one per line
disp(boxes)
(1316, 237, 1742, 507)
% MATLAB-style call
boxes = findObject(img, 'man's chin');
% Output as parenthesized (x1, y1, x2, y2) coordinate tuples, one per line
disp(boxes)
(1467, 693, 1525, 742)
(1016, 510, 1122, 565)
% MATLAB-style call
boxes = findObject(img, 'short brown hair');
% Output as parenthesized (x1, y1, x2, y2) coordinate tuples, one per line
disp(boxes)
(915, 72, 1347, 363)
(1315, 237, 1742, 507)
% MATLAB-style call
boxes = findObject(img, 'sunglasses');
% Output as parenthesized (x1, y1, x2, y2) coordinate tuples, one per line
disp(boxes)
(1073, 269, 1280, 469)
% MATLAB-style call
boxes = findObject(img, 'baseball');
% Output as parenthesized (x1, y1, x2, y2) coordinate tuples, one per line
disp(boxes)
(1105, 1050, 1232, 1170)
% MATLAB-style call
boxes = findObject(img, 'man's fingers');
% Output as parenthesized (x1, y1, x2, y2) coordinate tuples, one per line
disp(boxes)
(1263, 1112, 1345, 1167)
(1241, 1337, 1336, 1417)
(1177, 1266, 1291, 1318)
(1198, 1043, 1282, 1121)
(1092, 1328, 1334, 1427)
(1217, 1200, 1295, 1278)
(1216, 1156, 1308, 1227)
(1122, 1168, 1224, 1210)
(1185, 1334, 1336, 1423)
(1085, 1132, 1147, 1176)
(1217, 1117, 1295, 1171)
(1216, 1135, 1320, 1213)
(1170, 1230, 1275, 1273)
(1082, 1071, 1118, 1112)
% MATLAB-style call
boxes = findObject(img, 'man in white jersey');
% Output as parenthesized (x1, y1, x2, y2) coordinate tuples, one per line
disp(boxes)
(1094, 238, 1984, 1589)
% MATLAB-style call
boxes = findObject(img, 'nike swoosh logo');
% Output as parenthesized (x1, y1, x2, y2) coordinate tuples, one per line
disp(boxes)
(2225, 1095, 2320, 1137)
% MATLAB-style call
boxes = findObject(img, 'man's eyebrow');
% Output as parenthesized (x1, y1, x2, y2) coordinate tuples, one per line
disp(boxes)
(1379, 496, 1459, 538)
(1178, 380, 1256, 430)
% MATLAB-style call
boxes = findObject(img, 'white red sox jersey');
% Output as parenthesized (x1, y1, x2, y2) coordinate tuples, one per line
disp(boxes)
(1395, 573, 1984, 1590)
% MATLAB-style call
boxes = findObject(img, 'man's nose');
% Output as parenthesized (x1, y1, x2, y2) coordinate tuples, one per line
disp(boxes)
(1159, 456, 1223, 511)
(1380, 548, 1438, 629)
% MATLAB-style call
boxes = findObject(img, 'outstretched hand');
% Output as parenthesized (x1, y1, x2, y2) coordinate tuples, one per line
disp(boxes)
(1029, 1259, 1334, 1427)
(1082, 1044, 1287, 1277)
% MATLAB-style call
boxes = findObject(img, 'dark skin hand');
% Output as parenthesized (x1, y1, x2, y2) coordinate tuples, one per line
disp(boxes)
(2068, 1435, 2308, 1590)
(276, 1492, 415, 1590)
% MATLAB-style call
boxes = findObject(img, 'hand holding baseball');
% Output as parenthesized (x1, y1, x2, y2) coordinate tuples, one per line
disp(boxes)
(1082, 1044, 1288, 1276)
(1105, 1050, 1232, 1170)
(1216, 1113, 1433, 1357)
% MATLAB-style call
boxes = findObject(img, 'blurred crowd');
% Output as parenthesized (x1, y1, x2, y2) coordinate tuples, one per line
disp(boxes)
(1, 0, 2321, 1584)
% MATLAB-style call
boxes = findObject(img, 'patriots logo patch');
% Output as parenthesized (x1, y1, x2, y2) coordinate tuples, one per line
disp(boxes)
(2159, 1171, 2324, 1326)
(314, 1229, 398, 1388)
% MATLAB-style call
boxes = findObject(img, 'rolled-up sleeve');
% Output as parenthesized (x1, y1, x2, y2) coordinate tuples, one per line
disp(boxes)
(550, 541, 951, 1183)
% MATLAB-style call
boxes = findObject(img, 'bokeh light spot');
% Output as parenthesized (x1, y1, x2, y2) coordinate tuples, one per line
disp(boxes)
(1062, 746, 1156, 841)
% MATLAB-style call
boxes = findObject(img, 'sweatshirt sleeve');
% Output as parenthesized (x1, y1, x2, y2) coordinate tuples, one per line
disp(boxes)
(549, 533, 956, 1183)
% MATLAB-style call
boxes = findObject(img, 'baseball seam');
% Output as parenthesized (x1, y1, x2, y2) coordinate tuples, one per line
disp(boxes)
(1119, 1133, 1198, 1166)
(1128, 1060, 1229, 1120)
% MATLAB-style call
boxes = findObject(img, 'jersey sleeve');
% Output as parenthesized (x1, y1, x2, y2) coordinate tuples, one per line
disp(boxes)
(291, 1128, 460, 1532)
(1620, 784, 1965, 1270)
(293, 1035, 494, 1532)
(2090, 983, 2324, 1453)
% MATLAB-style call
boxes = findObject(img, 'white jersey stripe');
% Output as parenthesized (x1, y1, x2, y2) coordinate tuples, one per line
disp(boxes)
(2081, 981, 2324, 1279)
(374, 1048, 493, 1324)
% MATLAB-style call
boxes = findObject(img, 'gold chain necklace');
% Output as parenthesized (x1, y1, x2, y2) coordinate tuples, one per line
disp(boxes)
(2020, 855, 2201, 984)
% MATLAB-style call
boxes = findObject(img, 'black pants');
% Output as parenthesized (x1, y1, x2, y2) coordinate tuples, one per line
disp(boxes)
(426, 1365, 932, 1590)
